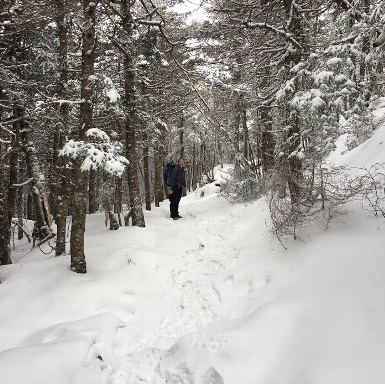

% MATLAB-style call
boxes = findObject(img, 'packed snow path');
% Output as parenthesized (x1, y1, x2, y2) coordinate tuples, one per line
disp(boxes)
(108, 189, 241, 384)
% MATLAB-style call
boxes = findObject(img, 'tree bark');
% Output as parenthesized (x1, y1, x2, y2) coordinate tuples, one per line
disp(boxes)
(70, 0, 97, 272)
(88, 169, 98, 213)
(143, 129, 151, 211)
(7, 119, 19, 227)
(114, 177, 123, 226)
(18, 102, 52, 241)
(282, 0, 304, 204)
(105, 194, 119, 230)
(0, 186, 12, 266)
(55, 1, 70, 256)
(121, 0, 145, 227)
(260, 106, 274, 176)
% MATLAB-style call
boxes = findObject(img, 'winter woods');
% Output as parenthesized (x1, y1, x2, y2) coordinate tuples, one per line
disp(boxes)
(1, 0, 385, 270)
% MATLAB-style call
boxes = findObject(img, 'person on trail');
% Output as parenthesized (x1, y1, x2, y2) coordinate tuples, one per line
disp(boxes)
(168, 158, 186, 220)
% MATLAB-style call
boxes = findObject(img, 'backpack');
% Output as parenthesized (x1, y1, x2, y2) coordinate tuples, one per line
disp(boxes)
(163, 161, 176, 187)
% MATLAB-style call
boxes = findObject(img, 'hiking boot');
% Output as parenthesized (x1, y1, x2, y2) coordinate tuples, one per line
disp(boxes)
(176, 215, 183, 219)
(173, 217, 179, 220)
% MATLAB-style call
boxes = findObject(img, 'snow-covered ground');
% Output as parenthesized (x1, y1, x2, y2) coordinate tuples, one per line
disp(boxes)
(1, 122, 385, 383)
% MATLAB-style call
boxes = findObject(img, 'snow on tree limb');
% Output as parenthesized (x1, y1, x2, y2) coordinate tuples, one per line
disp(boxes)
(59, 129, 128, 177)
(233, 19, 303, 50)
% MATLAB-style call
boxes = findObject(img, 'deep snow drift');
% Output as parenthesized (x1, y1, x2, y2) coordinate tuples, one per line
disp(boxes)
(0, 122, 385, 384)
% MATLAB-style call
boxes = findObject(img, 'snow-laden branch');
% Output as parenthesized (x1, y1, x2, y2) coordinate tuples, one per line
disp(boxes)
(233, 19, 303, 50)
(59, 128, 128, 177)
(12, 178, 34, 187)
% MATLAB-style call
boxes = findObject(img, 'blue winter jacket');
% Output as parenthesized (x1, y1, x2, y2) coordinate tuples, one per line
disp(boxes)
(169, 166, 186, 189)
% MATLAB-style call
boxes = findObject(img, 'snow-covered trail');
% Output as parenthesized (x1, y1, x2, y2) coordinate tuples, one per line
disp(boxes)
(106, 186, 244, 384)
(3, 133, 385, 384)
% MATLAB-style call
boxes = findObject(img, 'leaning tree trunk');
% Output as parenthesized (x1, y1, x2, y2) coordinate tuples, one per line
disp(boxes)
(70, 0, 97, 273)
(18, 102, 52, 242)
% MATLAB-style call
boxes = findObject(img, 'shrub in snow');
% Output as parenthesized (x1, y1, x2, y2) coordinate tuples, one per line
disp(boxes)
(220, 166, 263, 203)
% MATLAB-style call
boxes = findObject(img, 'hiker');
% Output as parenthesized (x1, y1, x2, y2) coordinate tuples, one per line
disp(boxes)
(168, 157, 186, 220)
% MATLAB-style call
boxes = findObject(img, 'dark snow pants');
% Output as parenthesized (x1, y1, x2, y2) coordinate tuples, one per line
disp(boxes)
(169, 185, 182, 218)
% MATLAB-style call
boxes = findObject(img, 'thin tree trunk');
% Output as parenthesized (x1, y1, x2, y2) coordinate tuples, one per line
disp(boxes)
(55, 132, 70, 256)
(192, 144, 197, 191)
(154, 151, 162, 207)
(179, 115, 185, 159)
(179, 120, 186, 196)
(114, 177, 123, 226)
(105, 195, 119, 230)
(240, 94, 249, 161)
(0, 186, 12, 266)
(55, 3, 70, 257)
(143, 129, 151, 211)
(27, 193, 33, 221)
(89, 169, 98, 213)
(260, 106, 274, 177)
(17, 183, 23, 240)
(50, 129, 59, 219)
(8, 119, 19, 227)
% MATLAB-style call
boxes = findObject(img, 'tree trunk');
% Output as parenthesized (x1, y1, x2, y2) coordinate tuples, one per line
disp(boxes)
(143, 129, 151, 211)
(260, 106, 274, 177)
(192, 144, 197, 191)
(282, 0, 304, 204)
(70, 0, 97, 272)
(121, 0, 145, 227)
(17, 184, 23, 240)
(124, 112, 145, 227)
(154, 150, 162, 208)
(55, 132, 70, 256)
(179, 116, 185, 159)
(89, 169, 98, 213)
(0, 157, 12, 266)
(7, 119, 19, 227)
(105, 195, 119, 230)
(18, 102, 52, 242)
(70, 160, 89, 272)
(50, 129, 59, 219)
(27, 193, 34, 221)
(179, 120, 186, 196)
(240, 94, 249, 161)
(55, 2, 70, 257)
(114, 177, 123, 226)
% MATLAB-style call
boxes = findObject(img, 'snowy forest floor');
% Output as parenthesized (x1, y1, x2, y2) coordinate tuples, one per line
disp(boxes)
(1, 123, 385, 384)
